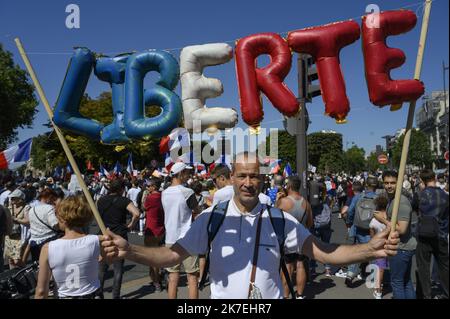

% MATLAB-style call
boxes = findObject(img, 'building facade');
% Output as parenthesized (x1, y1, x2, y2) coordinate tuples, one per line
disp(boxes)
(416, 91, 449, 169)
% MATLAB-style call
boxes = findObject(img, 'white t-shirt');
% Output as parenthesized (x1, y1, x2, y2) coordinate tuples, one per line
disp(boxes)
(258, 193, 272, 206)
(29, 204, 59, 244)
(161, 185, 197, 245)
(369, 217, 386, 234)
(48, 235, 100, 297)
(212, 185, 272, 206)
(0, 190, 11, 206)
(127, 187, 141, 207)
(177, 198, 311, 299)
(212, 185, 234, 206)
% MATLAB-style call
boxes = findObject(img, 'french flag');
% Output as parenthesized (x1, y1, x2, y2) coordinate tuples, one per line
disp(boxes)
(283, 163, 292, 177)
(0, 138, 33, 170)
(99, 164, 110, 178)
(269, 159, 281, 174)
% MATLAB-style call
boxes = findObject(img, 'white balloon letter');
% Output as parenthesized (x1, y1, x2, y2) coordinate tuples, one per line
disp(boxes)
(180, 43, 238, 133)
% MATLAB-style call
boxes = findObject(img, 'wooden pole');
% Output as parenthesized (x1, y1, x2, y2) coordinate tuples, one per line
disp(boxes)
(390, 0, 432, 232)
(14, 38, 107, 235)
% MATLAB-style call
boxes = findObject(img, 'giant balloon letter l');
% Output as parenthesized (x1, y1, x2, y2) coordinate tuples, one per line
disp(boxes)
(288, 21, 360, 123)
(362, 10, 425, 109)
(53, 48, 104, 140)
(180, 43, 238, 133)
(235, 33, 299, 129)
(124, 51, 182, 139)
(95, 54, 131, 144)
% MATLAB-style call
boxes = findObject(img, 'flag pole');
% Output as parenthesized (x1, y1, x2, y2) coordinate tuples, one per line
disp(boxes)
(390, 0, 432, 233)
(15, 38, 107, 235)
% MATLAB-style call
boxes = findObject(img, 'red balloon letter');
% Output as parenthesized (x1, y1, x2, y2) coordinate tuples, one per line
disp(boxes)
(362, 10, 425, 109)
(288, 21, 360, 123)
(235, 33, 299, 128)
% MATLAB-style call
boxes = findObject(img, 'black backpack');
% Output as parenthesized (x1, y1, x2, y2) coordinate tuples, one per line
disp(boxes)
(417, 187, 448, 238)
(198, 200, 296, 299)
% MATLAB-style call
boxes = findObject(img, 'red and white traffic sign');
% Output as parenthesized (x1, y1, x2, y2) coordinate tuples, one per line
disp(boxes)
(378, 154, 388, 165)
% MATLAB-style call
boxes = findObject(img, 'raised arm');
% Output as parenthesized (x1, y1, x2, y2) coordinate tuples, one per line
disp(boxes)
(101, 230, 189, 268)
(302, 222, 399, 266)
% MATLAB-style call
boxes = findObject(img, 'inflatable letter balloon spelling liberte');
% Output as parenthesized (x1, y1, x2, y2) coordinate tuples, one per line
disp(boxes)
(235, 33, 299, 131)
(54, 48, 104, 140)
(288, 21, 360, 124)
(124, 50, 182, 139)
(361, 10, 424, 110)
(180, 43, 238, 133)
(94, 54, 131, 144)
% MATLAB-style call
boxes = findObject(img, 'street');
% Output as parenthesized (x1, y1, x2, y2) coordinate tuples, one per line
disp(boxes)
(98, 211, 409, 299)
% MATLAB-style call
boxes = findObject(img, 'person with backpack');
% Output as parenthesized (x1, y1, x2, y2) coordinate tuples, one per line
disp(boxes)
(310, 196, 333, 278)
(413, 169, 449, 299)
(345, 177, 378, 287)
(28, 188, 64, 263)
(276, 175, 313, 299)
(100, 152, 400, 299)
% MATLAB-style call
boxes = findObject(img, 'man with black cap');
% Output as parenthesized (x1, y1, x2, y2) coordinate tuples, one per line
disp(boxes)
(161, 162, 201, 299)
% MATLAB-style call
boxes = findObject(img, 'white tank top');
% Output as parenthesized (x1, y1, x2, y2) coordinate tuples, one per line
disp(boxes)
(48, 235, 100, 297)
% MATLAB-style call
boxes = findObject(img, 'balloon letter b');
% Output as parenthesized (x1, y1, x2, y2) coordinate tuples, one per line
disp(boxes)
(124, 51, 182, 139)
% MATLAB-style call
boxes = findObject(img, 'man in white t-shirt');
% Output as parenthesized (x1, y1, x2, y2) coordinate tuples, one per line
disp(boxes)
(161, 162, 201, 299)
(101, 152, 401, 299)
(126, 181, 141, 207)
(211, 164, 234, 207)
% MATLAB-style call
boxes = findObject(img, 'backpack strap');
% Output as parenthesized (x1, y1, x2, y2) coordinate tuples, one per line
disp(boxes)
(267, 206, 296, 299)
(199, 200, 229, 290)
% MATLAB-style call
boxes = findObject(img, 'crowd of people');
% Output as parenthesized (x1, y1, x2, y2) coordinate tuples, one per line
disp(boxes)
(0, 158, 448, 299)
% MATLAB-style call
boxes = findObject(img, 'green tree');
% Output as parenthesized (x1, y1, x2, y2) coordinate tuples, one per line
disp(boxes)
(343, 145, 366, 175)
(31, 92, 162, 172)
(308, 132, 344, 173)
(265, 130, 296, 171)
(266, 131, 344, 173)
(392, 129, 433, 169)
(0, 44, 38, 149)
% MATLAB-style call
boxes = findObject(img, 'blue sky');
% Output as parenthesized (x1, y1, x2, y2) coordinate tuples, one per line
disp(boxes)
(0, 0, 448, 156)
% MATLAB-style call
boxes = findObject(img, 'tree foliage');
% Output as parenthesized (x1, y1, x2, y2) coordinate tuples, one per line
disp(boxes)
(308, 132, 344, 173)
(266, 131, 344, 173)
(343, 145, 366, 175)
(0, 44, 38, 149)
(391, 129, 433, 169)
(31, 92, 162, 172)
